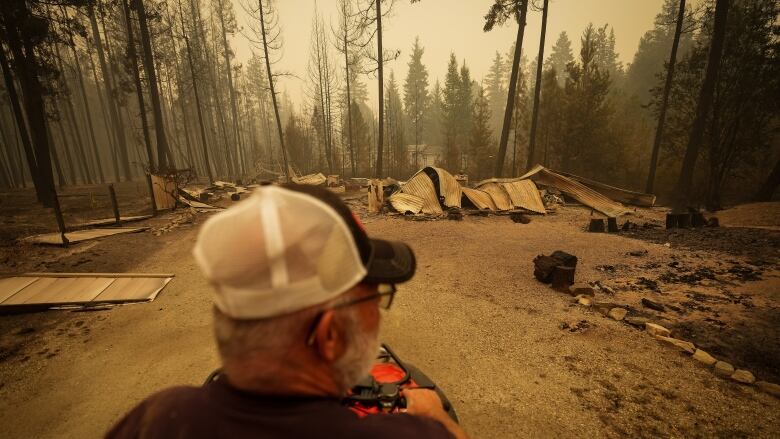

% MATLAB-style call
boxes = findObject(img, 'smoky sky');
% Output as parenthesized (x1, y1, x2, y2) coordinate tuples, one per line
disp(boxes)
(232, 0, 667, 110)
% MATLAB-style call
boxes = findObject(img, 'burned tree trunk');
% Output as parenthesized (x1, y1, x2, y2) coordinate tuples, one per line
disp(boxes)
(494, 0, 528, 177)
(0, 43, 42, 198)
(672, 0, 729, 212)
(89, 3, 131, 181)
(527, 0, 548, 170)
(646, 0, 686, 194)
(259, 0, 289, 180)
(134, 0, 172, 171)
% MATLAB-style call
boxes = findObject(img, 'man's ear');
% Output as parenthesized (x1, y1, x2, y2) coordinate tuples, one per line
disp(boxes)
(314, 310, 345, 362)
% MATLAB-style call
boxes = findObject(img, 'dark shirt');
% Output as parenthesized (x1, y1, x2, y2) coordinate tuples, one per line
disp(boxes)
(107, 378, 454, 438)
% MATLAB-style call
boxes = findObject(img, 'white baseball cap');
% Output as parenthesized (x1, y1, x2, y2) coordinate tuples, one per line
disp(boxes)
(192, 184, 416, 319)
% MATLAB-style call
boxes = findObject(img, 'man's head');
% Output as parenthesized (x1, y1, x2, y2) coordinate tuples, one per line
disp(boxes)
(193, 184, 416, 395)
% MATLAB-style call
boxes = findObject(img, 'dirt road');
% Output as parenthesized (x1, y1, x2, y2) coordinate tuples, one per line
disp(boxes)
(0, 205, 778, 438)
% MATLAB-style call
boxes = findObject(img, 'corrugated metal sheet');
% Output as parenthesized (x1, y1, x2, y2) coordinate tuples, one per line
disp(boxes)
(557, 171, 656, 207)
(292, 173, 327, 185)
(430, 167, 462, 208)
(461, 187, 497, 210)
(399, 171, 443, 215)
(519, 165, 628, 217)
(388, 193, 424, 214)
(475, 182, 512, 211)
(499, 180, 546, 214)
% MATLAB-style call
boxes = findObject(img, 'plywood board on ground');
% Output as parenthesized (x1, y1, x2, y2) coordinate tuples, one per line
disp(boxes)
(3, 277, 114, 305)
(81, 215, 153, 227)
(22, 227, 148, 245)
(0, 277, 39, 303)
(0, 274, 174, 308)
(92, 277, 171, 302)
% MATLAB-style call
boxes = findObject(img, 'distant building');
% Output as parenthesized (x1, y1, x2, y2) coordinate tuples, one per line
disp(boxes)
(407, 144, 443, 169)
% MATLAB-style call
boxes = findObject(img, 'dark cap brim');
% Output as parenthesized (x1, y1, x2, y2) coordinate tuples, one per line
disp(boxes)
(363, 239, 416, 284)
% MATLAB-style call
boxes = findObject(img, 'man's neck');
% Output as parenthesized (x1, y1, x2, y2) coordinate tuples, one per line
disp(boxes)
(223, 352, 343, 398)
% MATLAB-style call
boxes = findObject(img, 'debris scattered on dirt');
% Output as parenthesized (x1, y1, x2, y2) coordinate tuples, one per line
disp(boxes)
(560, 320, 590, 333)
(510, 212, 531, 224)
(641, 298, 666, 312)
(533, 250, 578, 283)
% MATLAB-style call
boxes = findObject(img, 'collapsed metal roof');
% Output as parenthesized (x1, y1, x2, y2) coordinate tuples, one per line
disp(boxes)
(386, 165, 639, 218)
(519, 165, 629, 217)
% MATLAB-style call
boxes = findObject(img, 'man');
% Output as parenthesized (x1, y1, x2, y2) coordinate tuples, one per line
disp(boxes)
(107, 184, 468, 439)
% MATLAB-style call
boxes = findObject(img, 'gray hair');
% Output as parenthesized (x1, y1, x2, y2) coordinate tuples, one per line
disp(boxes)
(212, 305, 317, 362)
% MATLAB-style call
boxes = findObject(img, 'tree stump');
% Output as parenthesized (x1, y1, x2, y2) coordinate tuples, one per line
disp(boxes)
(367, 179, 384, 214)
(676, 213, 691, 228)
(551, 266, 575, 292)
(665, 213, 677, 229)
(588, 218, 605, 232)
(607, 217, 618, 233)
(691, 212, 706, 227)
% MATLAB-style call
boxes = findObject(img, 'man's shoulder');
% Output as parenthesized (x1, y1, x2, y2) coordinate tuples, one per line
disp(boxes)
(106, 385, 210, 438)
(346, 413, 455, 439)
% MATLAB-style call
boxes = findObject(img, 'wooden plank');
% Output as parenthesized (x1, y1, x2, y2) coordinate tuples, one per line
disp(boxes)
(81, 215, 153, 227)
(92, 277, 171, 302)
(0, 277, 40, 303)
(3, 277, 115, 305)
(151, 174, 176, 210)
(22, 227, 148, 245)
(12, 273, 175, 278)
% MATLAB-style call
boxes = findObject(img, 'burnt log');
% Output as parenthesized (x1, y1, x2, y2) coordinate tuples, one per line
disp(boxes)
(533, 250, 578, 283)
(551, 266, 575, 292)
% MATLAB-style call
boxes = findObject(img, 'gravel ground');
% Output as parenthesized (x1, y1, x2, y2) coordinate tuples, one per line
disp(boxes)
(0, 203, 778, 438)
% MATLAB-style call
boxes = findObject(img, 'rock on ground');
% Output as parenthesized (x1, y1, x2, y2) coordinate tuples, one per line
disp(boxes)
(645, 322, 671, 337)
(714, 361, 735, 377)
(731, 369, 756, 384)
(655, 336, 696, 354)
(693, 349, 718, 366)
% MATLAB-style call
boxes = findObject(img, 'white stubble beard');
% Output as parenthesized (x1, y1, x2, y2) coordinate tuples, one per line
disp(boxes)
(333, 307, 381, 392)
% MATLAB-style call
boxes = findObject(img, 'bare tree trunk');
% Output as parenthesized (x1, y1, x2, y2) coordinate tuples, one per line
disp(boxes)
(527, 0, 548, 171)
(342, 6, 355, 177)
(2, 16, 57, 205)
(193, 0, 231, 178)
(52, 103, 77, 184)
(494, 0, 528, 177)
(178, 0, 213, 182)
(374, 0, 384, 178)
(122, 0, 155, 173)
(646, 0, 686, 194)
(673, 0, 729, 211)
(87, 48, 118, 180)
(259, 0, 289, 181)
(134, 0, 172, 171)
(217, 0, 244, 176)
(62, 7, 104, 183)
(89, 3, 131, 181)
(46, 118, 66, 187)
(0, 43, 41, 196)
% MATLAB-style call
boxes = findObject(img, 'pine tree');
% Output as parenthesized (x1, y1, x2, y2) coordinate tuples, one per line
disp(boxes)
(403, 36, 428, 166)
(385, 71, 406, 176)
(484, 51, 507, 138)
(545, 31, 574, 86)
(468, 86, 494, 180)
(442, 54, 460, 170)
